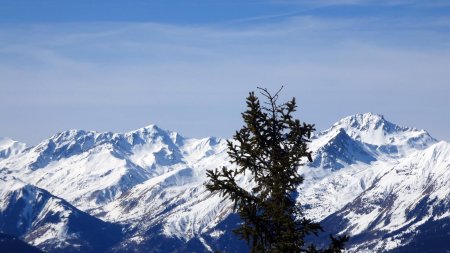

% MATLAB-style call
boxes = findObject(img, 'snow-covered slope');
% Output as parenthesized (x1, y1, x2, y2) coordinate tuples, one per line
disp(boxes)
(320, 141, 450, 252)
(0, 137, 26, 160)
(0, 175, 122, 253)
(300, 113, 436, 221)
(94, 136, 237, 251)
(0, 125, 220, 211)
(0, 113, 447, 253)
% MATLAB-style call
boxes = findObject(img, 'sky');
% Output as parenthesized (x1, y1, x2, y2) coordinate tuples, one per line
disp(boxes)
(1, 0, 450, 145)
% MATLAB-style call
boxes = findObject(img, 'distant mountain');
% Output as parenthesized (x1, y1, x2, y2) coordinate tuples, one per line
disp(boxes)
(312, 113, 435, 157)
(300, 113, 436, 222)
(0, 113, 447, 252)
(0, 137, 26, 160)
(0, 125, 191, 211)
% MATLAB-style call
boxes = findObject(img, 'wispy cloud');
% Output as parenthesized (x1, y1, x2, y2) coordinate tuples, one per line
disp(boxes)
(1, 10, 449, 144)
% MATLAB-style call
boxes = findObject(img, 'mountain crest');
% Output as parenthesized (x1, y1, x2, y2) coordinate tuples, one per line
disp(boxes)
(0, 138, 26, 160)
(320, 113, 436, 152)
(333, 112, 402, 135)
(0, 115, 447, 253)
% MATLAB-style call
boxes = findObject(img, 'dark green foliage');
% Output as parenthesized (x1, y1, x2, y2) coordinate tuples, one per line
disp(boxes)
(206, 87, 348, 253)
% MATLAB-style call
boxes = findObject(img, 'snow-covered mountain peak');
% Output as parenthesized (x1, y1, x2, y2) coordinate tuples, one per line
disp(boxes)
(331, 113, 404, 140)
(336, 112, 386, 128)
(0, 137, 26, 160)
(38, 129, 103, 149)
(127, 124, 161, 136)
(125, 124, 184, 147)
(319, 113, 436, 154)
(0, 137, 14, 146)
(29, 130, 111, 170)
(26, 125, 186, 170)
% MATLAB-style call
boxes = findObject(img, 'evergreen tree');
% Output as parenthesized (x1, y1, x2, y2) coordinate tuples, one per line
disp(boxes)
(205, 87, 348, 253)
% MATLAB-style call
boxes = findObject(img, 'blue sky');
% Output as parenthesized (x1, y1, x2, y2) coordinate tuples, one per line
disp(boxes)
(1, 0, 450, 144)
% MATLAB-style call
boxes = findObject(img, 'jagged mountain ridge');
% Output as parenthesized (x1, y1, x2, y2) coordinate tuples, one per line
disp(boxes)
(0, 125, 227, 212)
(0, 113, 446, 253)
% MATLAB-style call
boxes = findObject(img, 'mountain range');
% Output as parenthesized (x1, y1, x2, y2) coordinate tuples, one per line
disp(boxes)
(1, 113, 449, 252)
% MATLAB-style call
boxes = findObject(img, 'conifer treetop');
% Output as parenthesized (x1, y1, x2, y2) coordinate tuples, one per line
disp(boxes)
(206, 87, 348, 253)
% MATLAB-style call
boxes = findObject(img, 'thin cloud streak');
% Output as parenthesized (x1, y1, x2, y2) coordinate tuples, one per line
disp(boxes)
(1, 15, 449, 144)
